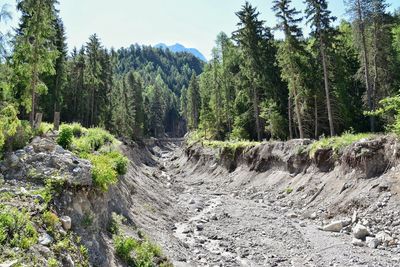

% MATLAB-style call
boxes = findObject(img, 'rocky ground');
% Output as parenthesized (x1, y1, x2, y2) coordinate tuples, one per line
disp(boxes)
(137, 139, 400, 267)
(3, 136, 400, 266)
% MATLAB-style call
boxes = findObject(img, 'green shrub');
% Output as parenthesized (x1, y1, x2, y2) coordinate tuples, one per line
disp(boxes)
(309, 132, 374, 158)
(114, 234, 167, 267)
(70, 123, 86, 137)
(42, 211, 59, 233)
(87, 154, 118, 191)
(57, 126, 73, 149)
(0, 104, 21, 152)
(115, 235, 137, 263)
(8, 120, 32, 151)
(35, 122, 53, 136)
(0, 206, 38, 249)
(108, 151, 129, 175)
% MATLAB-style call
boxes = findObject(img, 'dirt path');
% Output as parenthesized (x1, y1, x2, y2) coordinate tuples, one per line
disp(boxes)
(145, 142, 400, 267)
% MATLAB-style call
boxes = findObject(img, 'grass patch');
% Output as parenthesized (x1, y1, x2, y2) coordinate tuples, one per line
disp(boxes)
(57, 124, 128, 192)
(0, 205, 38, 250)
(114, 235, 169, 267)
(309, 132, 374, 158)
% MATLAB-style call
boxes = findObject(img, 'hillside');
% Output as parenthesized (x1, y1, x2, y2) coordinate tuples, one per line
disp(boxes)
(154, 43, 207, 62)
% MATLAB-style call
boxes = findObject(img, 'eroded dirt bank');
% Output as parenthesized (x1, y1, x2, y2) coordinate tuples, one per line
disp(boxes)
(127, 137, 400, 266)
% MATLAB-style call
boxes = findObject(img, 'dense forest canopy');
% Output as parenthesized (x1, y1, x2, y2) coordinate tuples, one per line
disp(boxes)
(1, 0, 400, 148)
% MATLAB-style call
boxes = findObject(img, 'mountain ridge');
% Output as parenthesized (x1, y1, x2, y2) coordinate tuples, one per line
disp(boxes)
(155, 43, 207, 62)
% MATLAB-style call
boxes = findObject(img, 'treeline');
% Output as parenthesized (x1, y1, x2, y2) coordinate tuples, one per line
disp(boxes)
(0, 0, 203, 146)
(181, 0, 400, 141)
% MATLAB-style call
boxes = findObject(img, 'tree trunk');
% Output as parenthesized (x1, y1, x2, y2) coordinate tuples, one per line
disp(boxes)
(314, 95, 318, 139)
(252, 87, 262, 141)
(357, 0, 374, 132)
(293, 81, 304, 139)
(288, 94, 293, 140)
(320, 41, 335, 136)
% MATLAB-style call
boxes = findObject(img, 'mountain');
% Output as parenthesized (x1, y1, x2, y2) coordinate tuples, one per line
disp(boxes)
(155, 43, 207, 62)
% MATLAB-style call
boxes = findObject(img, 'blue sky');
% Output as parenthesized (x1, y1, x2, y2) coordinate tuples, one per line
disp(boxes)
(1, 0, 399, 60)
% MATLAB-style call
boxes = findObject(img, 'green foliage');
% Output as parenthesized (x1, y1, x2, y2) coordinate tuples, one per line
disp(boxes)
(0, 104, 21, 151)
(8, 120, 32, 151)
(87, 154, 118, 192)
(368, 96, 400, 135)
(107, 151, 129, 175)
(48, 258, 59, 267)
(42, 211, 59, 233)
(73, 127, 114, 153)
(260, 99, 287, 140)
(0, 206, 38, 250)
(57, 125, 73, 149)
(309, 132, 374, 158)
(114, 235, 167, 267)
(35, 122, 53, 136)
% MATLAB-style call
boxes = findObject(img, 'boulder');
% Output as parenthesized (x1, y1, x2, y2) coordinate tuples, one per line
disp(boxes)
(39, 233, 53, 246)
(352, 238, 365, 247)
(366, 237, 380, 248)
(322, 220, 345, 232)
(353, 224, 369, 240)
(60, 216, 72, 230)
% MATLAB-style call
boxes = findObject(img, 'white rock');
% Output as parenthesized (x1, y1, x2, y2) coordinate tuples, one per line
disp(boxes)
(322, 221, 343, 232)
(60, 216, 72, 230)
(376, 231, 393, 243)
(353, 224, 369, 240)
(366, 237, 380, 249)
(310, 212, 317, 220)
(287, 212, 298, 219)
(39, 233, 53, 246)
(0, 260, 18, 267)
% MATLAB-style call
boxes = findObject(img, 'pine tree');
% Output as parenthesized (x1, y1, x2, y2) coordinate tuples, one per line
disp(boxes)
(12, 0, 59, 126)
(187, 73, 201, 130)
(233, 2, 268, 141)
(346, 0, 374, 131)
(85, 34, 103, 126)
(305, 0, 336, 136)
(273, 0, 306, 139)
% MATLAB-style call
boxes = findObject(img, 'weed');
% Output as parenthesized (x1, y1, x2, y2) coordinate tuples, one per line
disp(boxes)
(57, 125, 73, 149)
(309, 132, 374, 158)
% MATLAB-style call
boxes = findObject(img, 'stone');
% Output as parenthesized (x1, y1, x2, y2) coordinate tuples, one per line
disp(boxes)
(196, 224, 204, 231)
(189, 198, 195, 204)
(352, 238, 365, 247)
(32, 138, 56, 153)
(60, 216, 72, 230)
(39, 233, 53, 246)
(36, 245, 51, 256)
(376, 231, 393, 244)
(322, 221, 344, 232)
(366, 237, 380, 249)
(20, 187, 28, 194)
(64, 254, 75, 267)
(0, 260, 18, 267)
(310, 212, 317, 220)
(287, 212, 298, 219)
(353, 224, 369, 240)
(8, 154, 19, 168)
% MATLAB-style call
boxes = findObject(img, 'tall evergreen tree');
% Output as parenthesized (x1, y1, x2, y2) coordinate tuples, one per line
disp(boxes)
(273, 0, 306, 139)
(12, 0, 58, 126)
(346, 0, 374, 131)
(305, 0, 336, 136)
(233, 2, 270, 141)
(187, 73, 201, 130)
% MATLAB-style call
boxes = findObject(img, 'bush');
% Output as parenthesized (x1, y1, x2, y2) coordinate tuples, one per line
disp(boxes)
(57, 125, 73, 149)
(8, 120, 32, 151)
(42, 211, 60, 233)
(114, 235, 167, 267)
(35, 122, 53, 136)
(70, 123, 85, 137)
(108, 151, 129, 175)
(309, 132, 374, 158)
(0, 104, 20, 152)
(115, 235, 137, 263)
(0, 206, 38, 249)
(87, 154, 118, 192)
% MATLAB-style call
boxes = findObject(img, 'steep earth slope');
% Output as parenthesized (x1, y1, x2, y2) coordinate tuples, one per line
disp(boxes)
(3, 135, 400, 266)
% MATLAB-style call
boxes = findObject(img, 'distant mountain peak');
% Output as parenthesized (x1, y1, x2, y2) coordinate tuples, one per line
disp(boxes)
(155, 43, 207, 62)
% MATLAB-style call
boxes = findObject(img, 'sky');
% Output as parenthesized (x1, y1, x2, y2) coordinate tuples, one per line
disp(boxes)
(1, 0, 399, 60)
